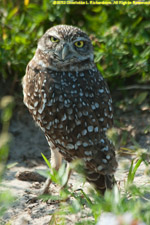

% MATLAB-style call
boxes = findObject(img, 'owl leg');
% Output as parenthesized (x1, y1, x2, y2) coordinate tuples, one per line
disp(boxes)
(40, 147, 63, 194)
(60, 162, 72, 190)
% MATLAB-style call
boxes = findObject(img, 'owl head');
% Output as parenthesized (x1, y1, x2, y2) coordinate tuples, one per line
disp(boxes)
(37, 25, 94, 71)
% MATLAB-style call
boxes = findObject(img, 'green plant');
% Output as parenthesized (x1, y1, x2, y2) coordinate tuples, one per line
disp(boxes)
(0, 1, 150, 92)
(40, 152, 150, 225)
(0, 96, 15, 219)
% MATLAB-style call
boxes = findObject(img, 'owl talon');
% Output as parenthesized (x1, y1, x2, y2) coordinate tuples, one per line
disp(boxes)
(32, 178, 52, 196)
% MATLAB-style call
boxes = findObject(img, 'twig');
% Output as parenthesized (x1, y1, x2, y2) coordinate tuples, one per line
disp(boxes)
(118, 85, 150, 91)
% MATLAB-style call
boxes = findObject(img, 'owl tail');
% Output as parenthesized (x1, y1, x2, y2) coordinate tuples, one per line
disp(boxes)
(86, 172, 115, 195)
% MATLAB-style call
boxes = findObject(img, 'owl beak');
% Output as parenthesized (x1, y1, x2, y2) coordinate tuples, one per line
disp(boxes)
(61, 44, 70, 60)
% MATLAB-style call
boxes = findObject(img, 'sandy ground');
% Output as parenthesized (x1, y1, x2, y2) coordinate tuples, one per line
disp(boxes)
(1, 102, 150, 225)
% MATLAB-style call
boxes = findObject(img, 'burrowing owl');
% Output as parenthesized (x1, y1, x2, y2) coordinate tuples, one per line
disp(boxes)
(22, 25, 117, 195)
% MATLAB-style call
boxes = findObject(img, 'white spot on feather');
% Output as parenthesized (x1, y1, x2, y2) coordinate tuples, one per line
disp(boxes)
(91, 105, 96, 110)
(88, 126, 94, 132)
(76, 140, 82, 146)
(77, 133, 81, 139)
(38, 60, 47, 67)
(61, 113, 67, 121)
(83, 157, 91, 162)
(102, 159, 107, 163)
(82, 129, 87, 136)
(38, 103, 45, 114)
(100, 139, 105, 144)
(59, 95, 63, 102)
(84, 151, 92, 156)
(46, 122, 52, 130)
(75, 120, 81, 125)
(78, 111, 82, 118)
(28, 104, 34, 110)
(106, 155, 110, 160)
(33, 110, 36, 115)
(95, 102, 99, 108)
(67, 143, 74, 150)
(83, 142, 89, 147)
(94, 127, 99, 132)
(97, 165, 103, 171)
(34, 101, 38, 107)
(98, 89, 104, 93)
(102, 146, 109, 151)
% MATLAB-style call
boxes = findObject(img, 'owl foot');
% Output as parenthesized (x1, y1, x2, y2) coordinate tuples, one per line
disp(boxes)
(25, 178, 52, 204)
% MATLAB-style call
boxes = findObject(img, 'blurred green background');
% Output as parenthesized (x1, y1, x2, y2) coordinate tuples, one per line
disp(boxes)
(0, 0, 150, 166)
(0, 1, 150, 222)
(0, 0, 150, 97)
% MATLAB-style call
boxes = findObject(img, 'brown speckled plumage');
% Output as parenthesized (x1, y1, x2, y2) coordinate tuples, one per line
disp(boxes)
(22, 25, 117, 194)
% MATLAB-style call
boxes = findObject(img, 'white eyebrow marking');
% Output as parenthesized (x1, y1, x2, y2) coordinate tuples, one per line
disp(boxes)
(47, 30, 60, 39)
(73, 37, 90, 43)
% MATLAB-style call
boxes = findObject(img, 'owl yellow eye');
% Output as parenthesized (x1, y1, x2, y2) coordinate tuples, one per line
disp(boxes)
(74, 41, 84, 48)
(50, 36, 59, 43)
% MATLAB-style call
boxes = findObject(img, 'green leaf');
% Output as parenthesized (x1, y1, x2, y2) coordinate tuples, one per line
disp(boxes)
(41, 153, 51, 169)
(127, 159, 143, 184)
